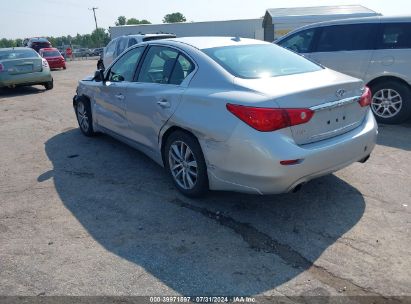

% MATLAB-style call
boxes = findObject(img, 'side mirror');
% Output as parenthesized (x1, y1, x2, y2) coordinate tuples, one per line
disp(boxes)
(94, 69, 105, 82)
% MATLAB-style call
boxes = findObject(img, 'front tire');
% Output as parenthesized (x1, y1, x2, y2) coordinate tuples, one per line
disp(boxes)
(370, 81, 411, 124)
(165, 131, 209, 197)
(75, 97, 96, 137)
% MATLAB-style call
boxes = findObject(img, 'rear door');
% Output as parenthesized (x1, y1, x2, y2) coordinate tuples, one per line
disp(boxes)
(125, 45, 195, 150)
(309, 24, 377, 80)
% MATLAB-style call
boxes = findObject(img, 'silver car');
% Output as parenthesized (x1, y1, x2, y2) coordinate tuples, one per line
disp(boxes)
(73, 37, 377, 197)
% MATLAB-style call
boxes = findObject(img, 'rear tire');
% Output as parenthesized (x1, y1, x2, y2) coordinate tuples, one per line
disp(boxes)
(44, 80, 53, 90)
(165, 131, 209, 197)
(75, 97, 96, 137)
(370, 81, 411, 124)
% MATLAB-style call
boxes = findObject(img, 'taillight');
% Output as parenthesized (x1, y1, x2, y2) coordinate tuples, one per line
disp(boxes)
(0, 63, 4, 72)
(42, 59, 49, 69)
(226, 104, 314, 132)
(359, 86, 372, 107)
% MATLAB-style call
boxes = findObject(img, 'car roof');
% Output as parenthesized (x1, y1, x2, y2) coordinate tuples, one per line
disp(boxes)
(158, 36, 269, 50)
(0, 47, 36, 52)
(278, 15, 411, 40)
(125, 33, 175, 38)
(29, 37, 50, 42)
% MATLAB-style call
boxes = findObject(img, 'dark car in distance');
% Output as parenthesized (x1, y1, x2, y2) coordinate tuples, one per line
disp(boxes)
(28, 38, 52, 53)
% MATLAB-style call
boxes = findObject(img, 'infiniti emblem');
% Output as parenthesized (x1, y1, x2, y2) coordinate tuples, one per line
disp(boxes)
(336, 89, 346, 99)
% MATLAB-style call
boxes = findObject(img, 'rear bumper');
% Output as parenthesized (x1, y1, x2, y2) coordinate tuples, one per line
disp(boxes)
(48, 61, 65, 69)
(0, 71, 52, 88)
(204, 109, 378, 195)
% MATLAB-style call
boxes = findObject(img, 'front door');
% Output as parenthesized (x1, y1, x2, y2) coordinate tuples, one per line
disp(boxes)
(94, 46, 145, 136)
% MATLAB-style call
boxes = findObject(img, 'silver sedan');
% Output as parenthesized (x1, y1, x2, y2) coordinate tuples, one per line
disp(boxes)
(73, 37, 378, 197)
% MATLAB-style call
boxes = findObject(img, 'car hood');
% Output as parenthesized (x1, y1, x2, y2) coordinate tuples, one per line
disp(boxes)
(81, 75, 94, 81)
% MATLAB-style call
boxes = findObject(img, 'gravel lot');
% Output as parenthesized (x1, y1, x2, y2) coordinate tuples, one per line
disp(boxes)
(0, 60, 410, 301)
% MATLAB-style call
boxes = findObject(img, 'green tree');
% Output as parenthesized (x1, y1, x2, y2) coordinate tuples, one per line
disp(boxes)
(90, 28, 110, 47)
(163, 12, 186, 23)
(115, 16, 127, 26)
(126, 18, 140, 25)
(126, 18, 152, 25)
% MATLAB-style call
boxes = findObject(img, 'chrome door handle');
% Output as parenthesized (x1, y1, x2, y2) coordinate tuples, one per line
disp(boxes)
(157, 99, 170, 108)
(115, 94, 125, 100)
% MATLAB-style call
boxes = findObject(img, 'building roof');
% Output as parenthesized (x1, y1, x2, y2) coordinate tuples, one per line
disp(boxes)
(266, 5, 378, 18)
(170, 36, 268, 50)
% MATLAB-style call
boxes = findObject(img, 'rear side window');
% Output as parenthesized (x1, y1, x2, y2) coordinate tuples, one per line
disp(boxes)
(116, 38, 128, 56)
(378, 23, 411, 49)
(0, 49, 38, 60)
(278, 29, 316, 53)
(105, 39, 116, 57)
(316, 24, 375, 52)
(128, 38, 137, 47)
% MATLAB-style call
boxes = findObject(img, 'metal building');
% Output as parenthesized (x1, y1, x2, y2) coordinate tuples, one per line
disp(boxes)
(263, 5, 380, 41)
(109, 5, 380, 42)
(109, 18, 264, 40)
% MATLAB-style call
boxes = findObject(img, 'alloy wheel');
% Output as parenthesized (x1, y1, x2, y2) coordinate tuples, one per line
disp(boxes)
(371, 89, 403, 119)
(77, 102, 89, 132)
(168, 141, 198, 190)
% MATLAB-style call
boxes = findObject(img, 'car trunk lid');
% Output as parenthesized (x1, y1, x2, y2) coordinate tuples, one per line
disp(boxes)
(234, 69, 368, 145)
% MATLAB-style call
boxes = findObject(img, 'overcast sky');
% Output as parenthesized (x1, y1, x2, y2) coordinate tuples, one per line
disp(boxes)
(2, 0, 410, 39)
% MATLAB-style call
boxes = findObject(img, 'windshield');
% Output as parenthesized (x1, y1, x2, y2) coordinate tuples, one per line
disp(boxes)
(43, 51, 61, 57)
(0, 49, 38, 60)
(202, 44, 322, 79)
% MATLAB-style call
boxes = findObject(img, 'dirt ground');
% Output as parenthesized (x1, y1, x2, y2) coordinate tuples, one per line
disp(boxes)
(0, 60, 410, 302)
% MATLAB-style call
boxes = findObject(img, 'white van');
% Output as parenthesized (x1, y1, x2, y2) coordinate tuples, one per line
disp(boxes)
(101, 33, 176, 69)
(276, 16, 411, 124)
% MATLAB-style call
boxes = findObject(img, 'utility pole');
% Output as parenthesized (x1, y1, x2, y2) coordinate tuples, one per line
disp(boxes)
(89, 7, 98, 30)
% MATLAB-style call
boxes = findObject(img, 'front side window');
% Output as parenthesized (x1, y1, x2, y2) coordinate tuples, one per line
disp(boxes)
(378, 23, 411, 49)
(108, 47, 144, 82)
(316, 24, 375, 52)
(203, 44, 322, 79)
(279, 29, 316, 53)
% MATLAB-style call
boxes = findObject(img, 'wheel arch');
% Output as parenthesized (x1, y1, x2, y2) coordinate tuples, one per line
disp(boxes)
(367, 75, 411, 90)
(160, 126, 200, 167)
(73, 94, 91, 108)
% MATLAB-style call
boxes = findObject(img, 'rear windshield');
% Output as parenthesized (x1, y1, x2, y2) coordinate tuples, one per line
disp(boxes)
(202, 44, 322, 79)
(43, 51, 61, 57)
(0, 49, 38, 60)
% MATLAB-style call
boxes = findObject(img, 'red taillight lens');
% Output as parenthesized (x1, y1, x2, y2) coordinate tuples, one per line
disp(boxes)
(359, 87, 372, 107)
(0, 63, 4, 72)
(226, 104, 314, 132)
